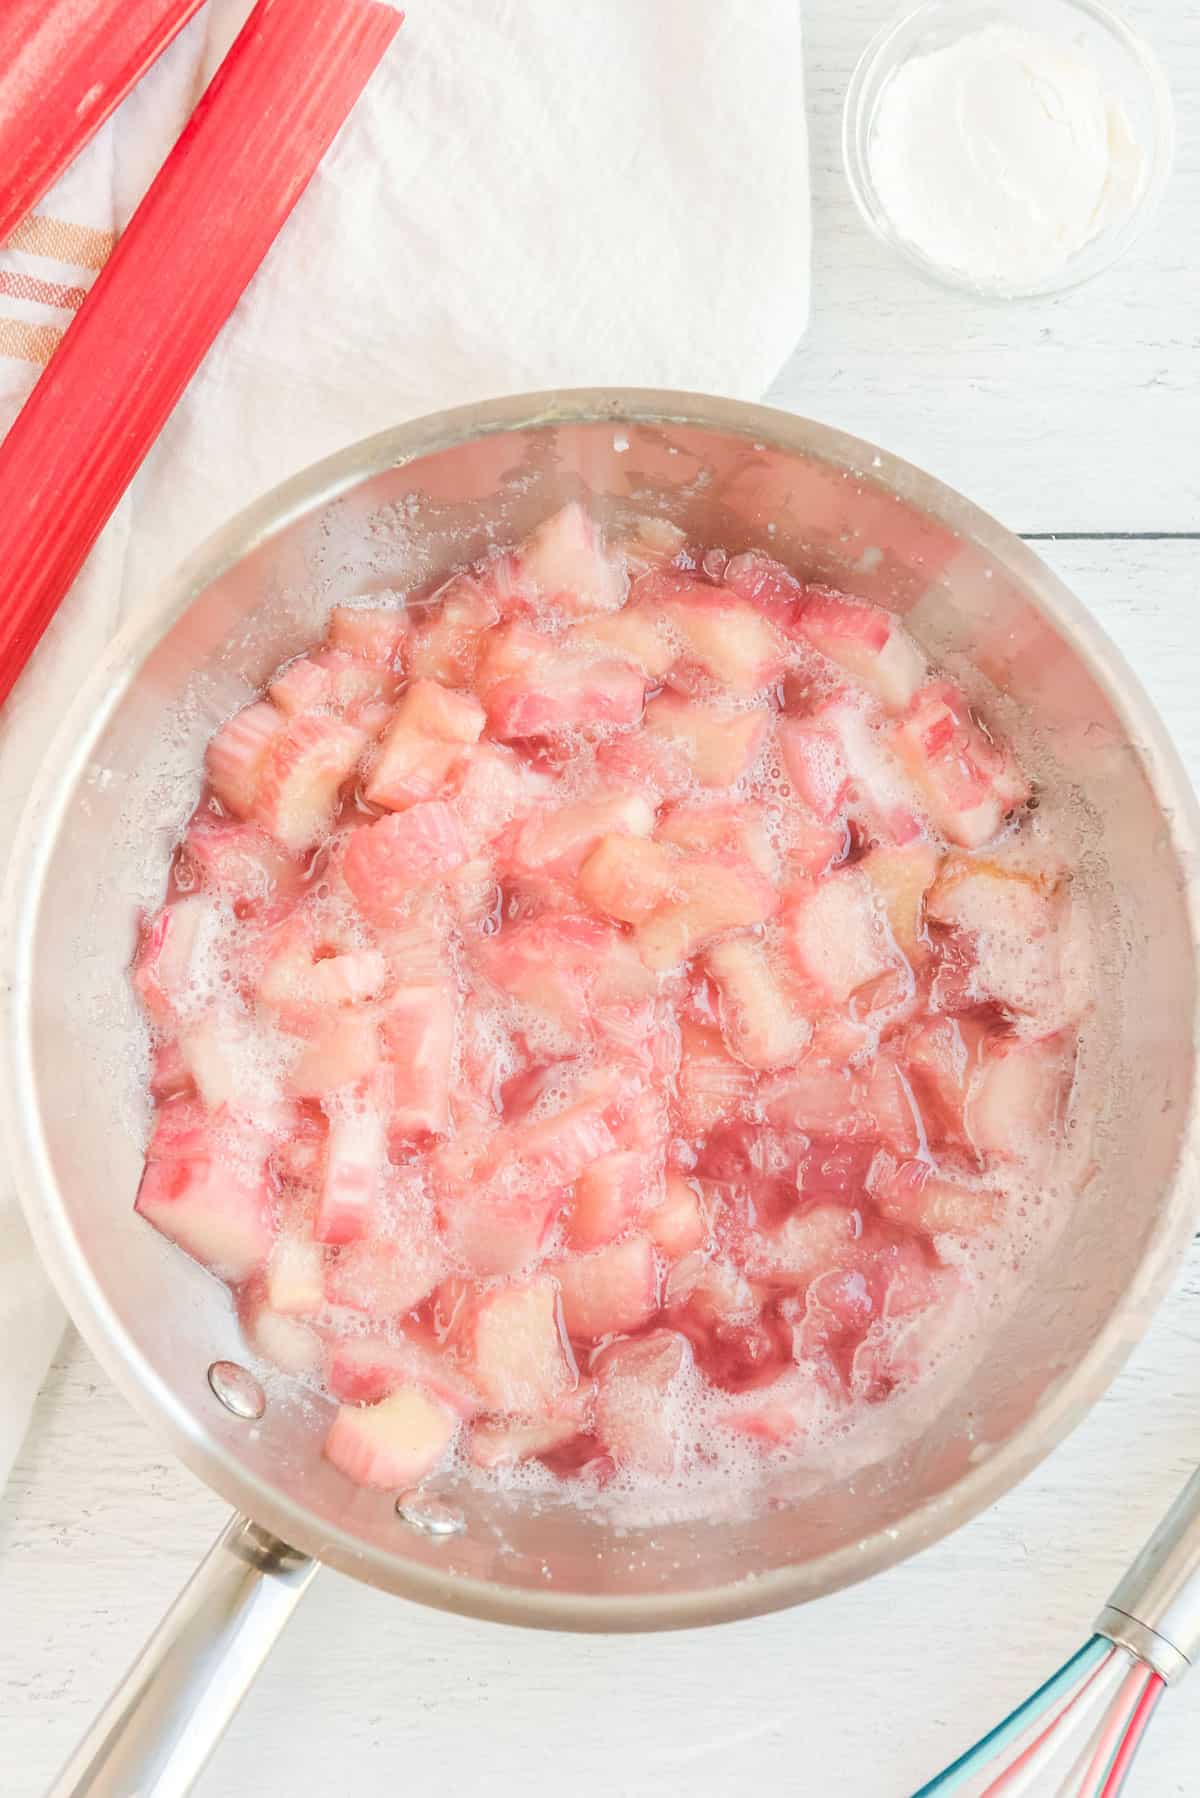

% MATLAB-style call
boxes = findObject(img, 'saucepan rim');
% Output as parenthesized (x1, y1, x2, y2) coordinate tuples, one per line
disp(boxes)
(4, 388, 1199, 1631)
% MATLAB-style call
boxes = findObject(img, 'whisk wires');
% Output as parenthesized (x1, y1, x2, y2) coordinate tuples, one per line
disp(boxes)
(911, 1636, 1109, 1794)
(1092, 1668, 1164, 1798)
(911, 1636, 1166, 1797)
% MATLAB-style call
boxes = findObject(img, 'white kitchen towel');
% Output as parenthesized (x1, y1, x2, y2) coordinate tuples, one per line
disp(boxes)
(0, 0, 810, 1489)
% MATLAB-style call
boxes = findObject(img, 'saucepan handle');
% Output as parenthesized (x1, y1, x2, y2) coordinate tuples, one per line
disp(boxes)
(47, 1513, 318, 1798)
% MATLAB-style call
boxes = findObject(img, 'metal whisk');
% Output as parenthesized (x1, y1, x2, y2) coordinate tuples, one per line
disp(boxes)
(912, 1465, 1200, 1795)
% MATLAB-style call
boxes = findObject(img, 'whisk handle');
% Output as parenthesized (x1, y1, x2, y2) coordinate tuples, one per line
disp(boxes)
(1097, 1464, 1200, 1684)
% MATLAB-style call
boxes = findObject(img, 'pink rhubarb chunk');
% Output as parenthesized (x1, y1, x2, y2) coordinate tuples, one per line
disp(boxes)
(657, 581, 787, 692)
(327, 1334, 479, 1414)
(266, 1234, 324, 1315)
(253, 714, 367, 852)
(874, 1159, 1000, 1238)
(132, 896, 214, 1027)
(567, 606, 675, 677)
(364, 677, 485, 811)
(315, 1105, 386, 1245)
(408, 574, 501, 684)
(553, 1234, 659, 1341)
(135, 1103, 275, 1281)
(470, 1403, 591, 1470)
(646, 1175, 709, 1258)
(505, 792, 655, 880)
(894, 682, 1028, 848)
(478, 622, 646, 739)
(966, 1034, 1074, 1167)
(782, 869, 899, 1007)
(206, 700, 286, 818)
(656, 800, 777, 878)
(438, 1169, 566, 1278)
(327, 603, 408, 668)
(567, 1151, 654, 1250)
(323, 1389, 456, 1490)
(381, 983, 457, 1138)
(342, 803, 468, 926)
(515, 501, 627, 614)
(595, 1331, 691, 1474)
(926, 857, 1083, 1032)
(287, 1011, 380, 1099)
(860, 841, 940, 967)
(797, 587, 926, 712)
(642, 692, 768, 787)
(269, 648, 393, 722)
(577, 833, 678, 925)
(676, 1021, 757, 1133)
(477, 910, 655, 1028)
(325, 1230, 446, 1317)
(705, 935, 812, 1070)
(458, 1276, 576, 1415)
(180, 817, 303, 921)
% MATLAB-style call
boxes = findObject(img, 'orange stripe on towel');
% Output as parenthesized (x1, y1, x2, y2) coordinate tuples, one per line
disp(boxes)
(4, 215, 114, 271)
(0, 316, 66, 364)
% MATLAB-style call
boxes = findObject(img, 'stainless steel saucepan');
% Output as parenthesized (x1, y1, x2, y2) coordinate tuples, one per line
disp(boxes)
(4, 391, 1199, 1797)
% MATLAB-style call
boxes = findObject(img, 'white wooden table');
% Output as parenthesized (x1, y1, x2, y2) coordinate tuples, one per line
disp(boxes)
(2, 5, 1198, 1794)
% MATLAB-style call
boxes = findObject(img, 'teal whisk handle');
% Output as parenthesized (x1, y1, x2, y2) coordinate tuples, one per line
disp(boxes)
(1097, 1464, 1200, 1686)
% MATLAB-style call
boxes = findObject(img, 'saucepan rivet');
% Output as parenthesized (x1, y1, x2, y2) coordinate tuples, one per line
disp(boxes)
(207, 1361, 266, 1420)
(395, 1494, 466, 1537)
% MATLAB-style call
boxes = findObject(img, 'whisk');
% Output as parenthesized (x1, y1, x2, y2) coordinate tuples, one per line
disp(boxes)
(913, 1465, 1200, 1795)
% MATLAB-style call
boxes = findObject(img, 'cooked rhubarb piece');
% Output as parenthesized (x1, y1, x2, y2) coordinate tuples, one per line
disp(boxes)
(343, 803, 468, 926)
(479, 622, 646, 738)
(594, 1331, 692, 1474)
(874, 1158, 1000, 1238)
(894, 682, 1028, 848)
(505, 792, 655, 881)
(654, 580, 787, 692)
(323, 1389, 457, 1490)
(705, 935, 811, 1070)
(381, 983, 457, 1139)
(796, 586, 926, 712)
(514, 501, 627, 615)
(642, 692, 768, 787)
(781, 868, 900, 1007)
(567, 606, 675, 677)
(645, 1175, 709, 1258)
(254, 716, 367, 852)
(409, 574, 501, 684)
(860, 840, 940, 966)
(315, 1104, 386, 1245)
(135, 1102, 275, 1280)
(634, 855, 780, 972)
(132, 897, 217, 1028)
(180, 817, 303, 921)
(364, 678, 485, 811)
(552, 1234, 659, 1341)
(457, 1277, 576, 1415)
(566, 1151, 654, 1250)
(327, 603, 408, 669)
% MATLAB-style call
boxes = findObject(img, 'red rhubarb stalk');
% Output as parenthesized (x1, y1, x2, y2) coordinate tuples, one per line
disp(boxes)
(0, 0, 403, 708)
(0, 0, 209, 248)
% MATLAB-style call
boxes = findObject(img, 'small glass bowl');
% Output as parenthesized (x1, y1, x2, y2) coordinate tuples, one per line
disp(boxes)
(842, 0, 1175, 299)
